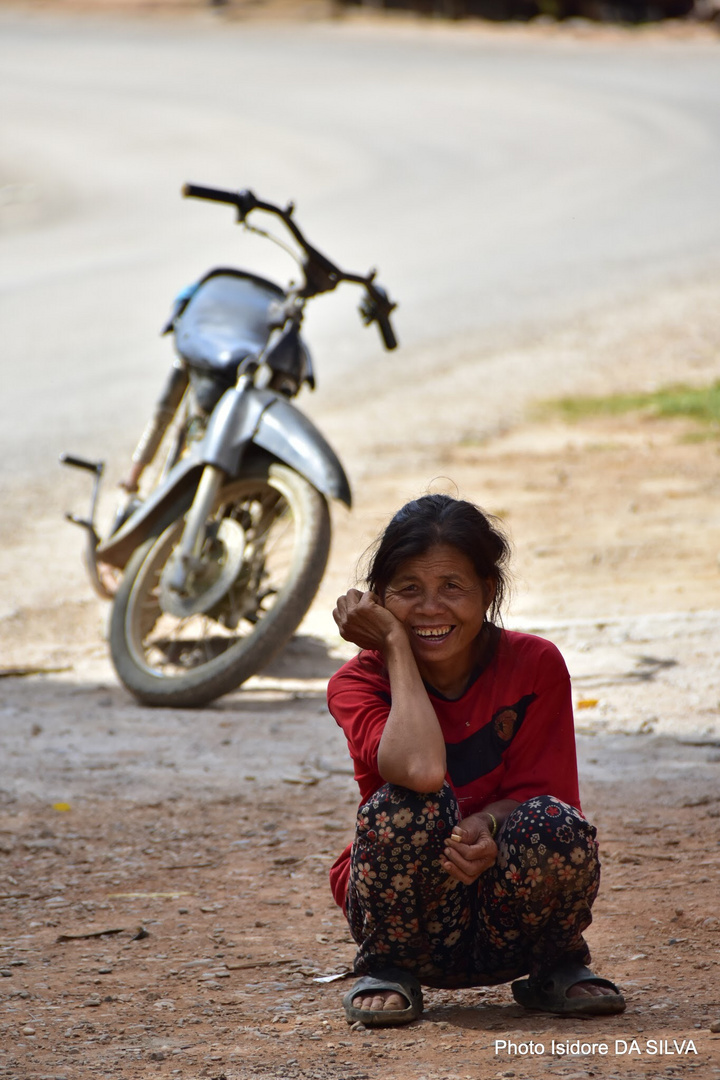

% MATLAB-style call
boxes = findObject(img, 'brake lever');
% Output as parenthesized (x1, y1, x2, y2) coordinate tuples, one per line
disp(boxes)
(359, 284, 389, 323)
(358, 284, 398, 350)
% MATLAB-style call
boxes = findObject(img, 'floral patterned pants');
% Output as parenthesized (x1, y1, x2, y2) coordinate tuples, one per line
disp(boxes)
(346, 783, 600, 988)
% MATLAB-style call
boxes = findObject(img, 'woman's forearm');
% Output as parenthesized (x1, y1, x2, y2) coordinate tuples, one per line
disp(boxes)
(377, 631, 447, 793)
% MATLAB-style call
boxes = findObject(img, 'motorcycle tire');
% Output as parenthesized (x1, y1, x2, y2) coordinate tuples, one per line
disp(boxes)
(109, 462, 330, 708)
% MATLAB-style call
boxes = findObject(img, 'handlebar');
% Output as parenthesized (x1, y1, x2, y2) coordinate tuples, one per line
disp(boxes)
(182, 183, 398, 351)
(182, 183, 259, 218)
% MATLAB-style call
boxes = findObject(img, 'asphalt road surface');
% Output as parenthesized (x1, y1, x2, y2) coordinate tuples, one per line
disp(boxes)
(2, 9, 720, 484)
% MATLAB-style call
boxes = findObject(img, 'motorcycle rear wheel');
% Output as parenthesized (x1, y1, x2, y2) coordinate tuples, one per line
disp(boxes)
(109, 462, 330, 707)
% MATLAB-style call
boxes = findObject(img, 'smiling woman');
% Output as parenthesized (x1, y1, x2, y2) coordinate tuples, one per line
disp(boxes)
(328, 494, 626, 1028)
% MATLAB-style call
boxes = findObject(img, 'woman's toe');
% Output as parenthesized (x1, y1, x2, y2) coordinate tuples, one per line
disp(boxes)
(567, 981, 618, 999)
(354, 991, 406, 1011)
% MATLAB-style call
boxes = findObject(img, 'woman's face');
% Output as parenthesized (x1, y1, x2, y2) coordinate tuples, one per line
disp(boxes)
(382, 543, 494, 676)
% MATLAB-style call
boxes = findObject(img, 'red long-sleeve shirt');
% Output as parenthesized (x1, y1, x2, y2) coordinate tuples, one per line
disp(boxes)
(327, 629, 581, 908)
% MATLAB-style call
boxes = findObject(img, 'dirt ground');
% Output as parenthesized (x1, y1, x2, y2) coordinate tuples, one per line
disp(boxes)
(0, 771, 718, 1080)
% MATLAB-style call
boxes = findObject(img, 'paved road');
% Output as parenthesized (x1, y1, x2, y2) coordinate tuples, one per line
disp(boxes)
(2, 11, 720, 479)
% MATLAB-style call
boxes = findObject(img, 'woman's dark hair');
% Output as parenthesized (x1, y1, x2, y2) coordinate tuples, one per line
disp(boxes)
(365, 494, 511, 624)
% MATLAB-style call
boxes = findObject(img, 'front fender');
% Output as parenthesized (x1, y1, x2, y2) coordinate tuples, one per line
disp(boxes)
(202, 386, 350, 506)
(253, 397, 351, 508)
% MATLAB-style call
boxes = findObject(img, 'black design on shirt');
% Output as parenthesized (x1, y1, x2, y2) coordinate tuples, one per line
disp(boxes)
(444, 694, 537, 789)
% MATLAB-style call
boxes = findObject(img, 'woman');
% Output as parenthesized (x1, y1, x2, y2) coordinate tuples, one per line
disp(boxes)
(328, 494, 625, 1027)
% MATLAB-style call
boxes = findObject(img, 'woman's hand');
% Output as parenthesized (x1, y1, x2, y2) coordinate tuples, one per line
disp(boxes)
(441, 813, 498, 884)
(333, 589, 405, 652)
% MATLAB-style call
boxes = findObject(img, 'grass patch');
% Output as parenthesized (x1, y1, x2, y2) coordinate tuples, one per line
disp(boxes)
(543, 380, 720, 429)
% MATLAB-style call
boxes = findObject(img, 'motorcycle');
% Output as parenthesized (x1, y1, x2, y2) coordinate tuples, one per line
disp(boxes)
(62, 184, 397, 708)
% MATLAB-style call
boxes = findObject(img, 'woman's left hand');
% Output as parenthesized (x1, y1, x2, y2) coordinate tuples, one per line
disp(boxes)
(441, 813, 498, 884)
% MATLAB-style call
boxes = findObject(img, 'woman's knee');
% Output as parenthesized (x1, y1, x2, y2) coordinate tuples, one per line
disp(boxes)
(499, 796, 600, 881)
(356, 781, 460, 842)
(503, 796, 596, 843)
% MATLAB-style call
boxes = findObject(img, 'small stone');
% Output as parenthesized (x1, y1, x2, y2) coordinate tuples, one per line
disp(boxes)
(98, 968, 112, 975)
(22, 1026, 35, 1035)
(0, 970, 13, 977)
(81, 995, 102, 1007)
(710, 1020, 720, 1033)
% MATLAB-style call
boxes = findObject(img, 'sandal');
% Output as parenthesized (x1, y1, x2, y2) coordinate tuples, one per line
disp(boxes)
(343, 967, 424, 1027)
(511, 962, 626, 1017)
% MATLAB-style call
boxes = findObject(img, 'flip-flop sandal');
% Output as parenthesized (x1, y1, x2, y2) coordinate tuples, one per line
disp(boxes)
(511, 962, 626, 1017)
(343, 967, 424, 1027)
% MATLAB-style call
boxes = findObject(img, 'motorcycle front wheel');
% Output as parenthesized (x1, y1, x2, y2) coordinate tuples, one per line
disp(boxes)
(109, 462, 330, 707)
